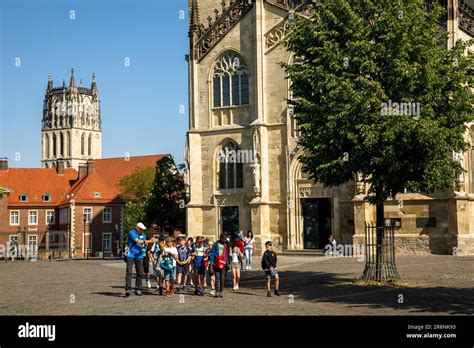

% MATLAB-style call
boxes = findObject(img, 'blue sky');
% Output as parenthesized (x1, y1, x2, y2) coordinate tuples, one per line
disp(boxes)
(0, 0, 189, 167)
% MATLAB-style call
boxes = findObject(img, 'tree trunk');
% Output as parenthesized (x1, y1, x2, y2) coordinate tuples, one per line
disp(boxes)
(375, 189, 385, 282)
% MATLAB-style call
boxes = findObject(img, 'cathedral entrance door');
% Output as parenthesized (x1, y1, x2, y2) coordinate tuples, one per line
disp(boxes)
(302, 198, 331, 249)
(221, 206, 239, 238)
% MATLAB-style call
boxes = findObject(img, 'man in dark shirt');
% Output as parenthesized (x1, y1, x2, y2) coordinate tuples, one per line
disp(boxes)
(261, 241, 280, 297)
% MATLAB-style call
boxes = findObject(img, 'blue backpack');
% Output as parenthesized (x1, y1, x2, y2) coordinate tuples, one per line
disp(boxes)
(160, 254, 174, 271)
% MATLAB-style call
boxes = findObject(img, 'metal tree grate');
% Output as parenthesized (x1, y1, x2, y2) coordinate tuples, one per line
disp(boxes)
(360, 223, 401, 284)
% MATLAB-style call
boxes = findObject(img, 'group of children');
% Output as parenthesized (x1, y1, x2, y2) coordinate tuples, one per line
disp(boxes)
(140, 230, 281, 298)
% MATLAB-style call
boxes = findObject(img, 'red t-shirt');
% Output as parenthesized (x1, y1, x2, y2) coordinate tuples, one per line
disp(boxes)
(236, 240, 245, 253)
(203, 247, 210, 267)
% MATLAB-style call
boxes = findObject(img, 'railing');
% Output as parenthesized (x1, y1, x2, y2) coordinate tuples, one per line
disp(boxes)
(195, 0, 254, 61)
(264, 1, 315, 53)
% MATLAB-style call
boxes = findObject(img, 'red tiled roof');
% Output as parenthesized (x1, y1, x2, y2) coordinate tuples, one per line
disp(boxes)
(93, 154, 167, 193)
(0, 168, 77, 206)
(61, 154, 167, 205)
(0, 154, 167, 207)
(60, 170, 122, 205)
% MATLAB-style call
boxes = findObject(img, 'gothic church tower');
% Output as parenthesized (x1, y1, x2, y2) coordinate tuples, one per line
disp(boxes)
(41, 68, 102, 170)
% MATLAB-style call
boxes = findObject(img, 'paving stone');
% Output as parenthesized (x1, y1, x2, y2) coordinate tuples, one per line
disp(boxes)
(0, 255, 472, 315)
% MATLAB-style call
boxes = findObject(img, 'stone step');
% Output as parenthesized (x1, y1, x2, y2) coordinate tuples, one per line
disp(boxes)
(281, 249, 325, 257)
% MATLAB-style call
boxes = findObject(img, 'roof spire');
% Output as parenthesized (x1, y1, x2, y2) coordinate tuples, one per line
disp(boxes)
(69, 67, 75, 89)
(91, 72, 97, 91)
(190, 0, 200, 33)
(47, 72, 53, 93)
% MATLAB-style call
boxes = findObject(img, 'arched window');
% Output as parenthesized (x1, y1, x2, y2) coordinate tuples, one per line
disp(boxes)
(67, 132, 71, 157)
(60, 132, 64, 157)
(45, 134, 50, 159)
(218, 142, 244, 190)
(88, 134, 92, 156)
(213, 52, 249, 108)
(52, 133, 57, 158)
(288, 54, 304, 138)
(81, 132, 85, 155)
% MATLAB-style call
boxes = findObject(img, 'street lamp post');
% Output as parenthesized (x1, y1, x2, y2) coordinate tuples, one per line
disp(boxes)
(83, 214, 87, 259)
(22, 227, 27, 261)
(115, 224, 119, 258)
(66, 224, 71, 259)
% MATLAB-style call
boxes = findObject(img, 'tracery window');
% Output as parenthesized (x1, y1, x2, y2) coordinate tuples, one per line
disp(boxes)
(212, 52, 249, 108)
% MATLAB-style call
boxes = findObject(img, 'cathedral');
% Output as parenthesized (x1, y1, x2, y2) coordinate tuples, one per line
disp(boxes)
(41, 68, 102, 170)
(185, 0, 474, 255)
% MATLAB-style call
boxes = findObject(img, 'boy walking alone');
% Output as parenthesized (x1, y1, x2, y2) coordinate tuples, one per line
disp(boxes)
(261, 241, 281, 297)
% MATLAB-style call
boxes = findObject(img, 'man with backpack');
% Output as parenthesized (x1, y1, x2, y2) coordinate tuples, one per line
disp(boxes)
(208, 233, 230, 298)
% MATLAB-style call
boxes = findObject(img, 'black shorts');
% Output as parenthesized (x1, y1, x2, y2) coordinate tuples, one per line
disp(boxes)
(196, 264, 206, 275)
(177, 264, 189, 275)
(143, 256, 150, 273)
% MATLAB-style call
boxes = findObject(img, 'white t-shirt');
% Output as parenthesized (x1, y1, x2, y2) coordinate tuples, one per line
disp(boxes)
(164, 246, 178, 266)
(244, 237, 255, 249)
(231, 246, 240, 263)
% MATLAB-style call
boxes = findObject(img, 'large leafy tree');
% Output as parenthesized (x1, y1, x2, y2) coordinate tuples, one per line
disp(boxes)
(284, 0, 473, 281)
(118, 166, 155, 239)
(145, 155, 187, 234)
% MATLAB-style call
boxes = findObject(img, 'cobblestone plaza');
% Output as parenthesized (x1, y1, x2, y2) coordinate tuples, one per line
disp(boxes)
(0, 255, 472, 316)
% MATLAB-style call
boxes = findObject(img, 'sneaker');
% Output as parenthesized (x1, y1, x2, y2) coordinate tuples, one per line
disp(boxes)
(159, 288, 164, 296)
(246, 266, 249, 270)
(236, 284, 239, 290)
(147, 280, 151, 288)
(233, 285, 237, 291)
(219, 291, 223, 298)
(249, 266, 252, 270)
(194, 288, 199, 295)
(125, 290, 131, 297)
(267, 291, 272, 297)
(170, 288, 175, 295)
(210, 290, 216, 296)
(274, 290, 281, 296)
(214, 291, 220, 298)
(165, 290, 171, 297)
(135, 290, 143, 296)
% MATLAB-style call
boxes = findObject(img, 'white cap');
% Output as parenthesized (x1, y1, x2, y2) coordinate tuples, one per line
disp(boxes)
(136, 222, 146, 230)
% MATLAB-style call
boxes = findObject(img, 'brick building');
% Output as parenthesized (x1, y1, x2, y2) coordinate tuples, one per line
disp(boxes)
(0, 155, 165, 259)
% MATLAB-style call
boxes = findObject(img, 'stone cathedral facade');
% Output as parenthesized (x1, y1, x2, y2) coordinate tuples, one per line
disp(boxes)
(185, 0, 474, 255)
(41, 68, 102, 170)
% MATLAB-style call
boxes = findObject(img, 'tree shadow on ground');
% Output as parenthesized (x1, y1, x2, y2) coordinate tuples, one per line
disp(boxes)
(239, 270, 474, 315)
